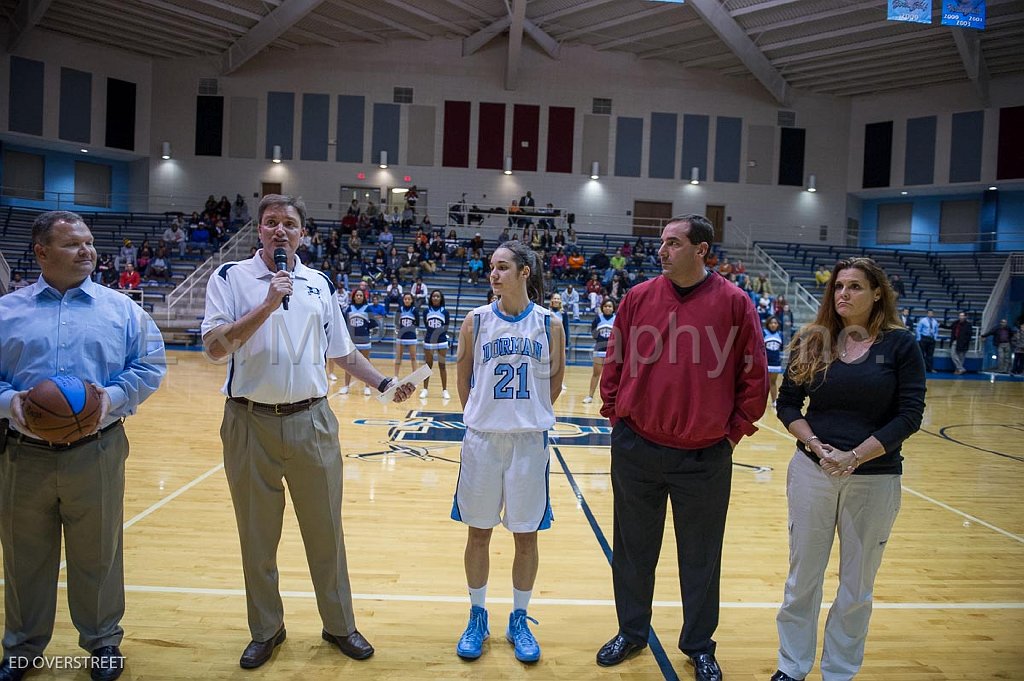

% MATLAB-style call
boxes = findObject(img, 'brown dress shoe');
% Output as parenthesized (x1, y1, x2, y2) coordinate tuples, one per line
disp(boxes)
(321, 629, 374, 660)
(239, 627, 286, 669)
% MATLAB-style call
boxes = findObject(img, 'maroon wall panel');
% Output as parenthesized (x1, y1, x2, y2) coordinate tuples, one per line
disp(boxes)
(512, 104, 540, 172)
(442, 100, 471, 168)
(545, 106, 575, 173)
(477, 102, 505, 170)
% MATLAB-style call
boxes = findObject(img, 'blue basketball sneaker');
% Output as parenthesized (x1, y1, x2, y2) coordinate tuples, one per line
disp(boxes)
(505, 609, 540, 663)
(456, 606, 489, 660)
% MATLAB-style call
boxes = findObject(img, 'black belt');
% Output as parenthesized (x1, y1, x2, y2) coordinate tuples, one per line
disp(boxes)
(8, 421, 123, 451)
(229, 396, 324, 416)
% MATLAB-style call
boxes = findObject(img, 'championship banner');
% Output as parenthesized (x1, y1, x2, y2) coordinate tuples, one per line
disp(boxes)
(887, 0, 932, 24)
(941, 1, 986, 29)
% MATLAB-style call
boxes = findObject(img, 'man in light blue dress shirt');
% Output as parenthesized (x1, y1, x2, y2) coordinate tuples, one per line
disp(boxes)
(914, 309, 939, 372)
(0, 211, 166, 681)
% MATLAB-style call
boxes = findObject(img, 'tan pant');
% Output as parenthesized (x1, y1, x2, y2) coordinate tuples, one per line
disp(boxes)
(221, 399, 356, 641)
(0, 425, 128, 657)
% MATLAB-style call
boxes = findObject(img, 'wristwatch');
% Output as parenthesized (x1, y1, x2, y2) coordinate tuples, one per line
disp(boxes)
(377, 377, 395, 393)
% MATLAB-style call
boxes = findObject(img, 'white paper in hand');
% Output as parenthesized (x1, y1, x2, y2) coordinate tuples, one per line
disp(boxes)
(376, 364, 433, 404)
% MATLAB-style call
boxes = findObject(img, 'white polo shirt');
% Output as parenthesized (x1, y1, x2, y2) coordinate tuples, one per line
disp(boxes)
(202, 252, 354, 403)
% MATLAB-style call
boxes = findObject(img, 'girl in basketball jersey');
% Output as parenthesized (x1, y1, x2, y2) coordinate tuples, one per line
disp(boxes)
(394, 292, 420, 378)
(763, 315, 784, 406)
(451, 240, 565, 665)
(583, 299, 616, 404)
(420, 289, 451, 399)
(339, 288, 378, 395)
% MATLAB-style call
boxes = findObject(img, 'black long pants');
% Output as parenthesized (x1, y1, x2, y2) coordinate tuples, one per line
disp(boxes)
(609, 421, 732, 656)
(918, 337, 936, 371)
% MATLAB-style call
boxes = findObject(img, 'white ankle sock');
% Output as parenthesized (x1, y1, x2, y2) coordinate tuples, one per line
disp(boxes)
(512, 587, 532, 613)
(469, 585, 487, 609)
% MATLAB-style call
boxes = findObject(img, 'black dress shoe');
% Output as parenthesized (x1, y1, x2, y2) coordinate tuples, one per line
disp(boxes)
(596, 634, 646, 667)
(90, 646, 125, 681)
(770, 670, 803, 681)
(0, 657, 33, 681)
(688, 652, 722, 681)
(322, 629, 374, 660)
(239, 627, 286, 669)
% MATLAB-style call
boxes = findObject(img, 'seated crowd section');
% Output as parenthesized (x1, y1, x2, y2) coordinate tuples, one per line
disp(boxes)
(1, 194, 1014, 371)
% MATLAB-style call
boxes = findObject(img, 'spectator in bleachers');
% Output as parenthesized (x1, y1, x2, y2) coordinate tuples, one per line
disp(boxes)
(565, 227, 580, 255)
(562, 283, 581, 321)
(568, 251, 585, 280)
(162, 219, 187, 256)
(346, 231, 362, 262)
(915, 309, 939, 372)
(608, 249, 627, 284)
(96, 253, 117, 286)
(752, 273, 774, 297)
(118, 263, 141, 290)
(814, 264, 831, 288)
(890, 273, 906, 298)
(1012, 321, 1024, 376)
(347, 199, 361, 218)
(336, 285, 351, 314)
(899, 307, 911, 327)
(469, 232, 485, 254)
(589, 248, 610, 280)
(756, 293, 772, 321)
(429, 234, 448, 271)
(982, 319, 1013, 373)
(385, 277, 403, 314)
(467, 249, 485, 285)
(410, 277, 428, 309)
(538, 203, 556, 230)
(548, 293, 571, 356)
(216, 195, 231, 221)
(146, 248, 171, 283)
(136, 239, 153, 274)
(467, 204, 484, 226)
(401, 206, 415, 233)
(948, 311, 973, 375)
(445, 229, 462, 258)
(550, 247, 568, 280)
(117, 239, 138, 269)
(607, 274, 625, 304)
(388, 206, 402, 233)
(733, 260, 747, 287)
(717, 257, 733, 277)
(385, 246, 401, 280)
(773, 294, 788, 318)
(705, 250, 719, 269)
(405, 186, 419, 213)
(585, 272, 604, 313)
(7, 271, 29, 292)
(518, 190, 535, 229)
(203, 194, 217, 215)
(188, 223, 210, 254)
(620, 240, 632, 259)
(232, 194, 250, 225)
(416, 242, 437, 275)
(507, 199, 520, 227)
(378, 224, 394, 249)
(554, 229, 566, 247)
(780, 303, 795, 339)
(365, 199, 379, 222)
(497, 226, 510, 245)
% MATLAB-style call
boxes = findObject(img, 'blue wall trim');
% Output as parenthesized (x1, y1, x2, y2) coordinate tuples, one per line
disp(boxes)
(648, 112, 677, 179)
(714, 116, 742, 183)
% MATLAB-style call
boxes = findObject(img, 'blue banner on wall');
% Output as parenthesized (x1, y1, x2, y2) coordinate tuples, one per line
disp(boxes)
(887, 0, 932, 24)
(941, 1, 986, 29)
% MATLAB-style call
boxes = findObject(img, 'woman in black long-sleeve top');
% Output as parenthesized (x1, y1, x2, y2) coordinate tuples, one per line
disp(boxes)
(770, 257, 926, 681)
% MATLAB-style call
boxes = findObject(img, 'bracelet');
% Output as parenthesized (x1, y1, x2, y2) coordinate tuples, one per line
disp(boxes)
(377, 377, 394, 393)
(851, 448, 861, 466)
(805, 435, 820, 446)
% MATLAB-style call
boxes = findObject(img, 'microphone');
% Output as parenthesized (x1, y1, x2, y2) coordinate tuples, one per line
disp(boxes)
(273, 247, 289, 310)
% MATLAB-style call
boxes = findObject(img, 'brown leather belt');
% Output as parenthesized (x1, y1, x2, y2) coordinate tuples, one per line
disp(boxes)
(8, 421, 123, 451)
(229, 396, 325, 416)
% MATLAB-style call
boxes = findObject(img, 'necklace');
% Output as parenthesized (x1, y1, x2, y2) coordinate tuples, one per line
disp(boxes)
(841, 336, 874, 359)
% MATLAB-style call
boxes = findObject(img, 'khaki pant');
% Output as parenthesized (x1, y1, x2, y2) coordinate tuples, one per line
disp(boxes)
(0, 425, 128, 657)
(221, 399, 357, 641)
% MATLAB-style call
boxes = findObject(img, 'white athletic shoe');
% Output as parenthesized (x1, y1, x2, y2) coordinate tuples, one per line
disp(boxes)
(338, 386, 349, 395)
(419, 388, 429, 399)
(329, 373, 338, 381)
(442, 390, 451, 400)
(582, 396, 593, 404)
(562, 384, 568, 391)
(363, 386, 372, 396)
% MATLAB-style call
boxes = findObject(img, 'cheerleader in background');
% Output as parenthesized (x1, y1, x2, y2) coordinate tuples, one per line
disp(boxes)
(582, 298, 616, 404)
(421, 289, 452, 400)
(394, 292, 420, 378)
(763, 315, 784, 407)
(340, 288, 378, 396)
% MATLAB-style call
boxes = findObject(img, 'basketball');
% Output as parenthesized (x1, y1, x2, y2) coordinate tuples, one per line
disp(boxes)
(23, 376, 103, 444)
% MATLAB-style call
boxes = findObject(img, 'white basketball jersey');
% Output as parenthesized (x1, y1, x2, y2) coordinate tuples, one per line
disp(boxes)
(463, 301, 555, 433)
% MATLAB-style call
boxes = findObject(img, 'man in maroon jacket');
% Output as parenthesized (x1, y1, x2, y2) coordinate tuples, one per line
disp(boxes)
(595, 214, 768, 681)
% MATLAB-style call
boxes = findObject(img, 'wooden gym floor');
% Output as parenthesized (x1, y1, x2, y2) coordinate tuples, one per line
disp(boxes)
(1, 350, 1022, 680)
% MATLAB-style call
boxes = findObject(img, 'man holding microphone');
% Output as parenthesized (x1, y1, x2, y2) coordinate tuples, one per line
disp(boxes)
(202, 195, 413, 670)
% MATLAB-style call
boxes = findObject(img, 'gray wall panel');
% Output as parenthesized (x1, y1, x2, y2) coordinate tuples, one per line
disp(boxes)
(681, 114, 709, 181)
(949, 110, 983, 183)
(407, 104, 436, 166)
(614, 116, 643, 178)
(746, 124, 775, 185)
(265, 91, 294, 160)
(581, 114, 609, 176)
(648, 112, 677, 179)
(714, 116, 742, 183)
(300, 93, 329, 161)
(336, 95, 365, 163)
(372, 103, 400, 165)
(904, 115, 936, 186)
(9, 56, 44, 136)
(228, 97, 258, 159)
